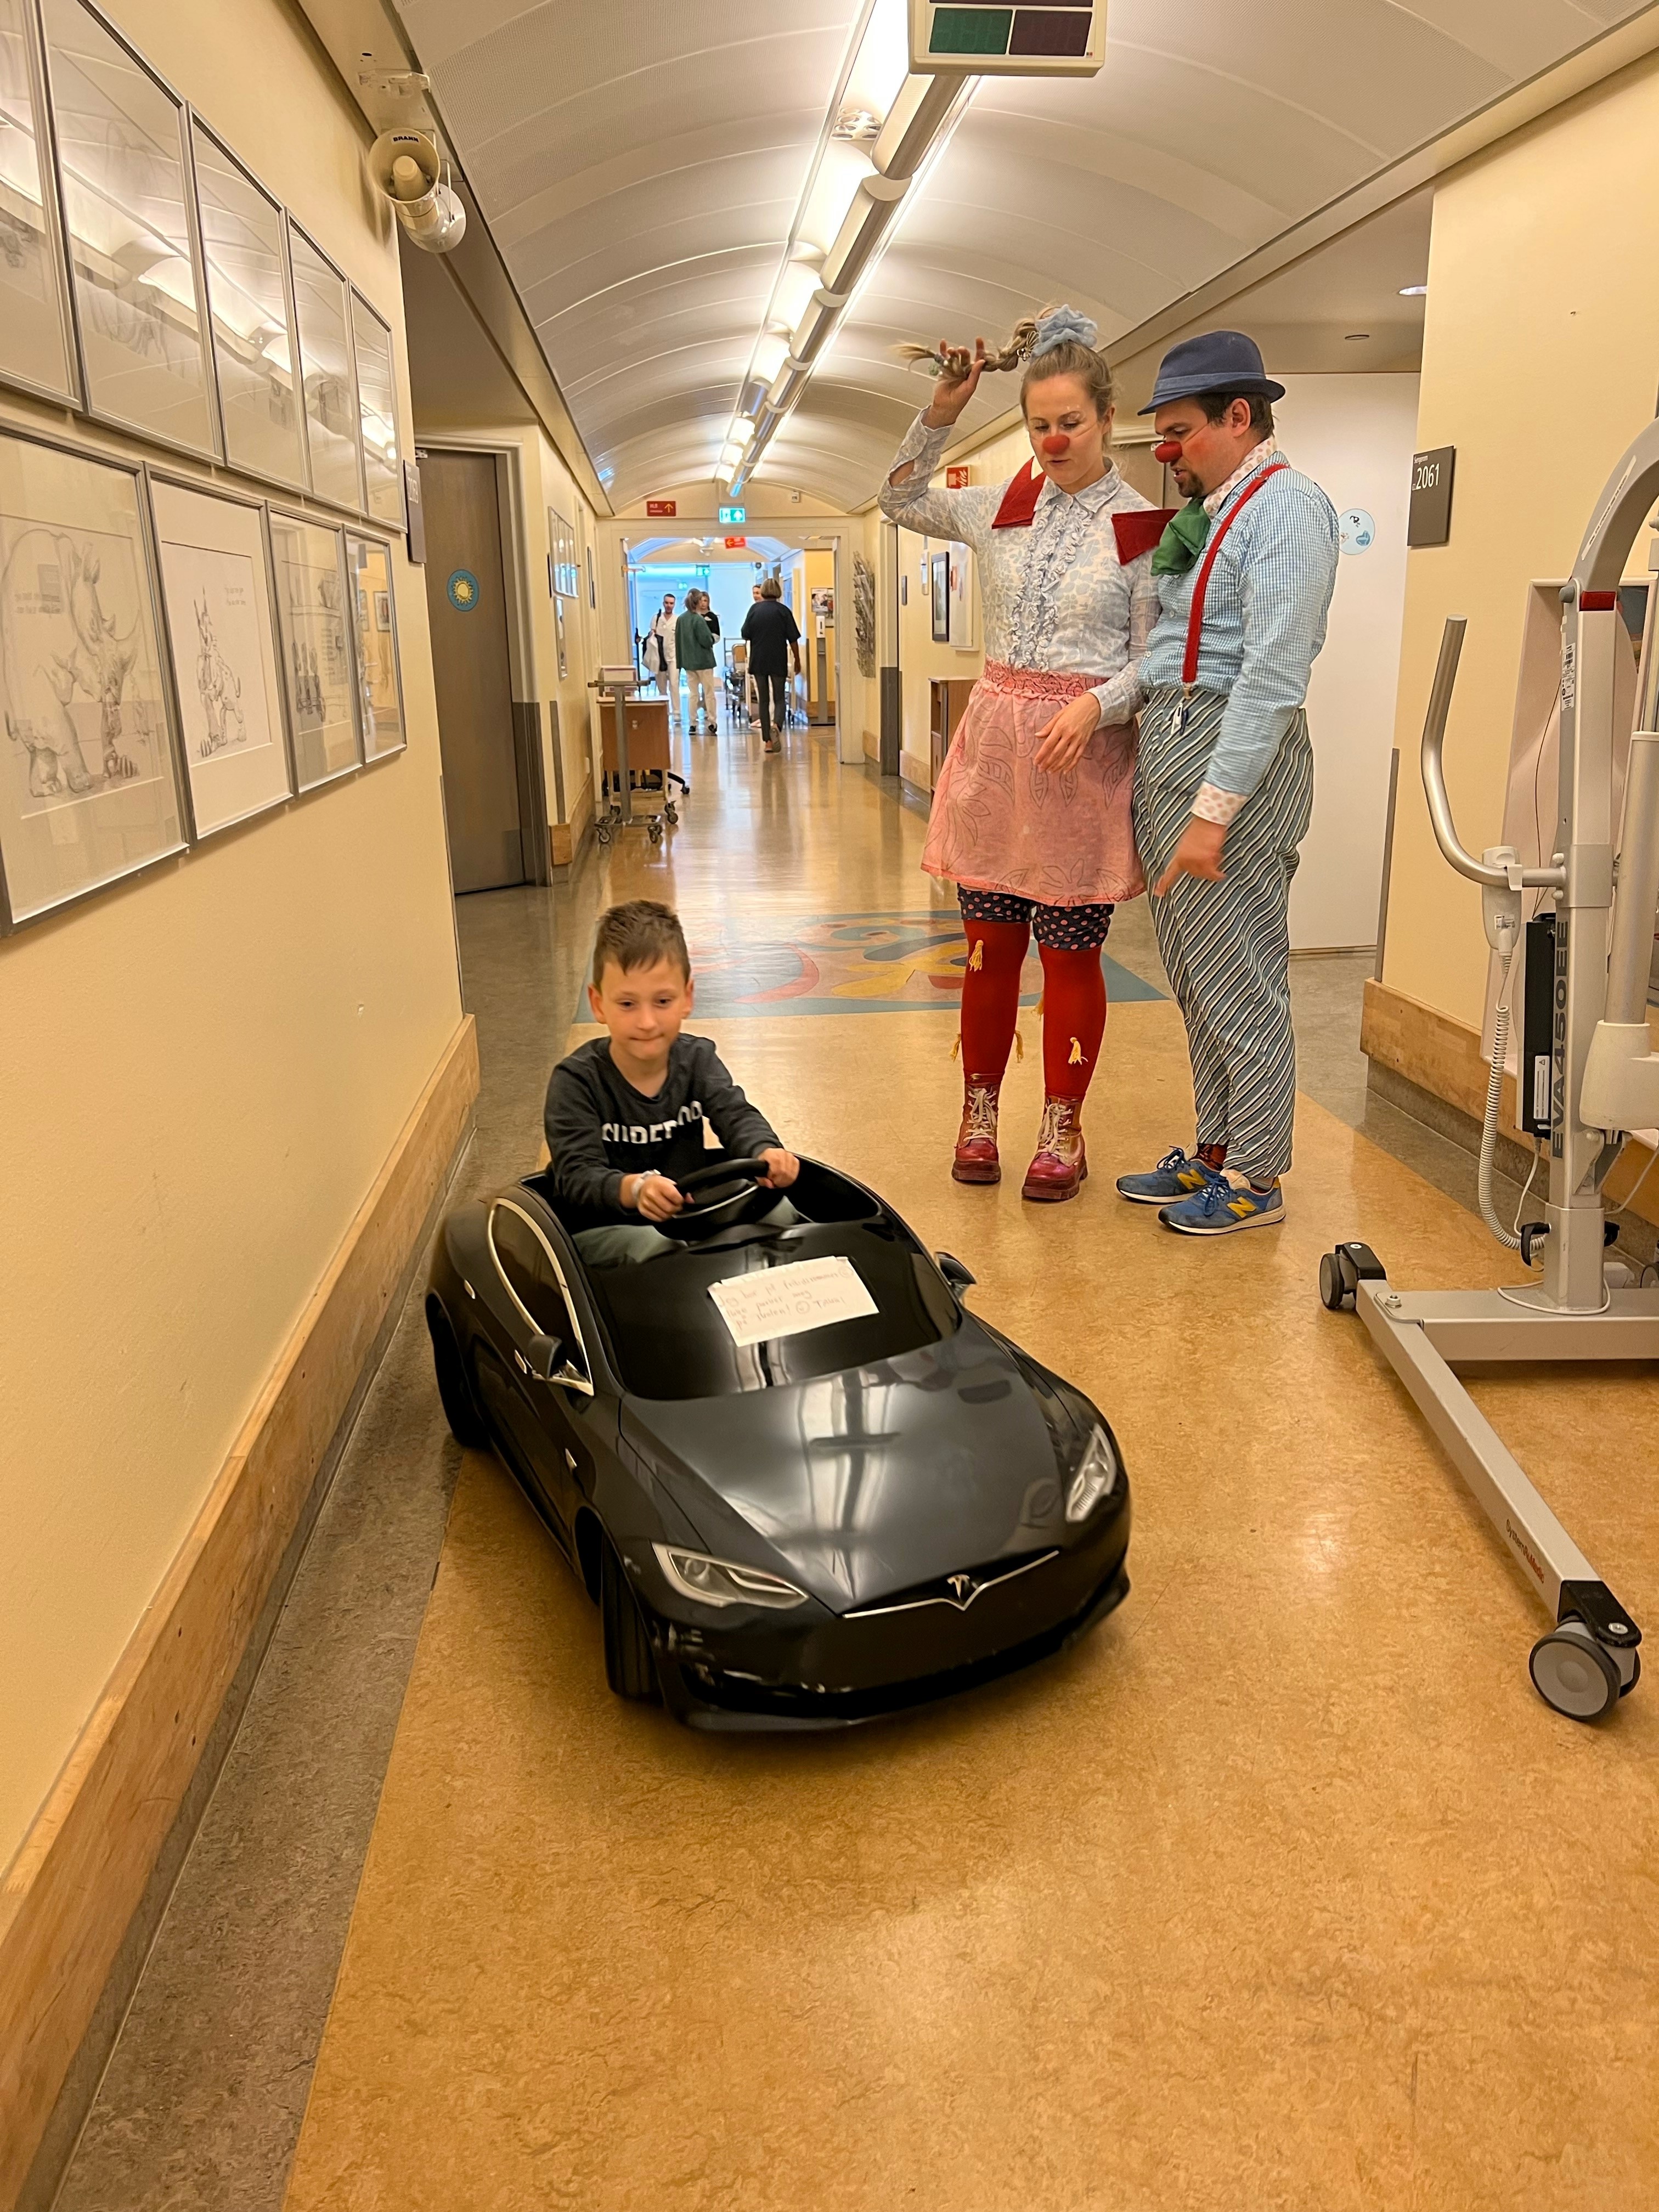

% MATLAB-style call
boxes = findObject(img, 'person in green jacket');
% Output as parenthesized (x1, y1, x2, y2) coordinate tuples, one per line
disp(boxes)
(674, 591, 720, 734)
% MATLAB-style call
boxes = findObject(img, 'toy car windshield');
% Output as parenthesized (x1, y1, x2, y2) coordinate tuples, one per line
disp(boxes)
(585, 1220, 961, 1401)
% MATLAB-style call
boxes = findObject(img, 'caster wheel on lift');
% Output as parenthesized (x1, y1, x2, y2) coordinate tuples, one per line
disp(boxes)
(1317, 1240, 1385, 1314)
(664, 803, 679, 826)
(596, 823, 613, 847)
(647, 819, 664, 846)
(1528, 1622, 1621, 1720)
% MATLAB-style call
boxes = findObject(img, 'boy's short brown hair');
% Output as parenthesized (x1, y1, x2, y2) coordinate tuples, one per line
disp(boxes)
(591, 899, 690, 988)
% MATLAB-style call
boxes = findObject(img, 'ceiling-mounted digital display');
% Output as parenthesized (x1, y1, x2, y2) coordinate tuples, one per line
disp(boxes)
(911, 0, 1105, 74)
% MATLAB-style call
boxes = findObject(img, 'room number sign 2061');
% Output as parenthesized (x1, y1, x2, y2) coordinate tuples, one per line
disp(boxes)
(1408, 444, 1455, 548)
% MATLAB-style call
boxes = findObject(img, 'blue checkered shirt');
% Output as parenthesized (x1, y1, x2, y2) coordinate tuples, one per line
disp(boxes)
(1136, 451, 1339, 800)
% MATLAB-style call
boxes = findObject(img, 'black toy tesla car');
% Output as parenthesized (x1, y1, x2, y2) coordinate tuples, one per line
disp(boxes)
(425, 1154, 1130, 1728)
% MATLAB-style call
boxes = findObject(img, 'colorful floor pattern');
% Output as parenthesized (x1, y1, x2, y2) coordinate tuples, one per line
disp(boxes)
(662, 909, 1165, 1018)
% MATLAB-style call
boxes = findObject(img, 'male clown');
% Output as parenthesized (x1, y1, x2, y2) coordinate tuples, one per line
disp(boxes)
(1036, 330, 1338, 1234)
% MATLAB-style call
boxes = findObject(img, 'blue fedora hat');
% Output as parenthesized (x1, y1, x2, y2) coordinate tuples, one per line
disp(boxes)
(1138, 329, 1285, 413)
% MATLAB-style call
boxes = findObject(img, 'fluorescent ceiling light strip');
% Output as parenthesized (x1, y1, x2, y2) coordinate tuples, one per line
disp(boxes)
(731, 69, 975, 494)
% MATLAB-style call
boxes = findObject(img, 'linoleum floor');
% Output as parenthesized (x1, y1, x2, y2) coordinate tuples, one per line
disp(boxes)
(272, 727, 1659, 2210)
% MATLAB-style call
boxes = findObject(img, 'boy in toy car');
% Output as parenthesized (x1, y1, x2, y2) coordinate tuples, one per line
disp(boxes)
(545, 900, 801, 1265)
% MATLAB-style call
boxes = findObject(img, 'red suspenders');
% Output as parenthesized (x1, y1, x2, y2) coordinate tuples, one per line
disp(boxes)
(1181, 461, 1286, 686)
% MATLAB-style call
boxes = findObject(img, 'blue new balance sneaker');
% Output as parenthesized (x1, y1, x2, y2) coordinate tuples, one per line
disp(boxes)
(1115, 1146, 1224, 1206)
(1159, 1180, 1285, 1235)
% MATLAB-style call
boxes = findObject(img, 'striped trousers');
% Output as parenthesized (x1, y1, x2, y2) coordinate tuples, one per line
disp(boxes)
(1132, 686, 1313, 1184)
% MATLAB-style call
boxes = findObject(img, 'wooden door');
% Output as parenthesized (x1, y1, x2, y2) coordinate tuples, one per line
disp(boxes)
(420, 450, 522, 893)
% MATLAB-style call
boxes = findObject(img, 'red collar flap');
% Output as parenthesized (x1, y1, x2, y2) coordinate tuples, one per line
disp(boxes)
(991, 459, 1046, 529)
(1112, 507, 1176, 565)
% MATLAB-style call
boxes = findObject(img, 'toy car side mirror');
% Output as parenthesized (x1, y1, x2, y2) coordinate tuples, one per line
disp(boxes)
(935, 1251, 976, 1294)
(526, 1332, 572, 1383)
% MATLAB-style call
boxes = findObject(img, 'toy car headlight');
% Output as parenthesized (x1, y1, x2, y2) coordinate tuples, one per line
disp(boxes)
(652, 1543, 809, 1610)
(1065, 1426, 1119, 1522)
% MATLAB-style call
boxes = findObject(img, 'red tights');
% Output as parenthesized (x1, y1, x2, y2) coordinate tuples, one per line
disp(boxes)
(959, 922, 1107, 1099)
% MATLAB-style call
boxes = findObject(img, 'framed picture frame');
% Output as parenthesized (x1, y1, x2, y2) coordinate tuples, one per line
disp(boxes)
(39, 0, 218, 461)
(0, 422, 185, 928)
(148, 472, 292, 838)
(268, 509, 360, 788)
(349, 288, 403, 528)
(930, 550, 949, 644)
(0, 0, 79, 406)
(548, 505, 578, 599)
(189, 119, 308, 494)
(345, 531, 404, 761)
(286, 222, 362, 513)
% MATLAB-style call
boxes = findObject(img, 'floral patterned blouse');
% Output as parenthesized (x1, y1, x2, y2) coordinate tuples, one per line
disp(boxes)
(877, 410, 1160, 726)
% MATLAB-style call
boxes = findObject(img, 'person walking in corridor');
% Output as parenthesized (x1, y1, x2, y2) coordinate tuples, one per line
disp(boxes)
(879, 305, 1160, 1203)
(1041, 331, 1338, 1235)
(676, 591, 720, 734)
(644, 591, 680, 724)
(741, 578, 802, 755)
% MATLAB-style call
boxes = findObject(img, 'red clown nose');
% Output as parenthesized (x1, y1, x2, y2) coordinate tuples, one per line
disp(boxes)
(1040, 434, 1070, 457)
(1153, 438, 1183, 464)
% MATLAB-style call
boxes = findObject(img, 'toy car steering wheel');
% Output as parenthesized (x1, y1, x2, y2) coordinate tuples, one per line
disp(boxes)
(657, 1156, 773, 1242)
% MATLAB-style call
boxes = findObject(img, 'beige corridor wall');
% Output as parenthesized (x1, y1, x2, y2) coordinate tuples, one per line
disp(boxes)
(0, 0, 462, 1868)
(1382, 52, 1659, 1031)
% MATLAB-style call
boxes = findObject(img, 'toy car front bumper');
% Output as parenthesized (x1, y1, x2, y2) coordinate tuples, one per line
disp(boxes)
(648, 1517, 1130, 1730)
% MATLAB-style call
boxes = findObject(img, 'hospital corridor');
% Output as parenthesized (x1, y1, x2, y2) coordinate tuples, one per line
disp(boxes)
(3, 4, 1659, 2210)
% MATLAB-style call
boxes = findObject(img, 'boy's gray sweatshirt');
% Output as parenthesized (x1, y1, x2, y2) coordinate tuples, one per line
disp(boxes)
(543, 1034, 778, 1226)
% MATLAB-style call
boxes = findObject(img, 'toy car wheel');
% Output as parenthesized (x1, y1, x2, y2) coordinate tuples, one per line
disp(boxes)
(601, 1537, 660, 1703)
(1318, 1250, 1349, 1312)
(427, 1302, 489, 1447)
(1528, 1622, 1620, 1720)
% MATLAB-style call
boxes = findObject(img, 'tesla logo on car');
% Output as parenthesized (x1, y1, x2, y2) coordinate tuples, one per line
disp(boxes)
(947, 1573, 975, 1601)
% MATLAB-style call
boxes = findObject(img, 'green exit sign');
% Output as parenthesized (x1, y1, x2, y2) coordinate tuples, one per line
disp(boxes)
(719, 503, 746, 526)
(911, 0, 1105, 73)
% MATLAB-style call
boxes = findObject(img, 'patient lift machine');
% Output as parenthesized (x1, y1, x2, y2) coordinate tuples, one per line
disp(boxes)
(1319, 419, 1659, 1720)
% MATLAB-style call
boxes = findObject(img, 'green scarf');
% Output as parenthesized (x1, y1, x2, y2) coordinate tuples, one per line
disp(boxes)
(1151, 497, 1210, 577)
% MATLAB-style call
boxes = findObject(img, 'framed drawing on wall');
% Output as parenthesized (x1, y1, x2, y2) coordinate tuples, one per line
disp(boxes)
(40, 0, 217, 458)
(149, 475, 291, 837)
(930, 550, 949, 644)
(287, 224, 361, 512)
(269, 511, 359, 788)
(349, 290, 403, 527)
(548, 506, 577, 598)
(345, 532, 404, 760)
(190, 121, 307, 492)
(0, 0, 78, 404)
(0, 426, 185, 926)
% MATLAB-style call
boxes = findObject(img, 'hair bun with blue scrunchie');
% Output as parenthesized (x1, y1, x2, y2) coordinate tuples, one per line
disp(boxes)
(1032, 304, 1099, 354)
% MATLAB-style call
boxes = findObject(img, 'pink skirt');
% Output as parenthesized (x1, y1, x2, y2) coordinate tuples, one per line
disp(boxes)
(922, 662, 1143, 907)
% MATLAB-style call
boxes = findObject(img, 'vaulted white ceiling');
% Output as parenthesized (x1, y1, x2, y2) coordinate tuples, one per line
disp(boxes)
(399, 0, 1646, 509)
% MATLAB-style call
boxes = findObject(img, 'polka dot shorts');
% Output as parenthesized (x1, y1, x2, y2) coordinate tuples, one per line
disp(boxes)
(958, 887, 1115, 951)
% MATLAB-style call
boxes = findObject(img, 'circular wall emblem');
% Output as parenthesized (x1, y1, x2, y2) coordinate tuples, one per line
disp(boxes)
(447, 567, 480, 610)
(1339, 508, 1376, 556)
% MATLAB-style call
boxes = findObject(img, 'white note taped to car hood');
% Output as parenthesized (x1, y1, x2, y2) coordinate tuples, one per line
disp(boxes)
(708, 1255, 878, 1347)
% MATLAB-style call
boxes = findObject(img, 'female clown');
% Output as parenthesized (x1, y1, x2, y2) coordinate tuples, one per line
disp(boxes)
(878, 306, 1160, 1201)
